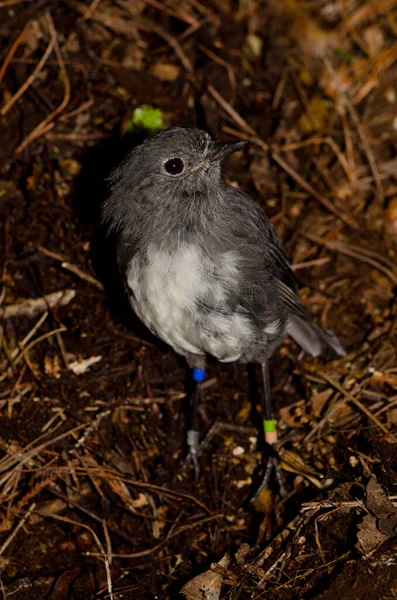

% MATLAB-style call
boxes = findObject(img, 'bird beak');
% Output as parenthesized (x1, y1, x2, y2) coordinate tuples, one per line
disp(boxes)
(209, 140, 248, 162)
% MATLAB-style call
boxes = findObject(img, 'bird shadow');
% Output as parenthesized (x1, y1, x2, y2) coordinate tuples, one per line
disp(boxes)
(72, 130, 160, 343)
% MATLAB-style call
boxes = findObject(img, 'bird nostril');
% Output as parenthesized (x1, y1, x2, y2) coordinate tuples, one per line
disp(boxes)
(191, 161, 210, 173)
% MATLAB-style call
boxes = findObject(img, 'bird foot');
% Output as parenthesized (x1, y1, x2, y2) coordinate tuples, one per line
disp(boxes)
(183, 429, 201, 482)
(251, 446, 286, 502)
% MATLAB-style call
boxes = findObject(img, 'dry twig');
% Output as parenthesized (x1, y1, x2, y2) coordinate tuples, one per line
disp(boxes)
(38, 246, 104, 291)
(271, 152, 359, 229)
(0, 289, 75, 320)
(320, 372, 396, 442)
(0, 20, 31, 85)
(15, 13, 71, 153)
(0, 503, 36, 556)
(304, 233, 397, 286)
(0, 26, 55, 117)
(37, 511, 114, 599)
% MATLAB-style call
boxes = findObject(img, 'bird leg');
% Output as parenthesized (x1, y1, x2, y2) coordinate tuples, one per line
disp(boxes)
(184, 354, 206, 481)
(251, 361, 286, 501)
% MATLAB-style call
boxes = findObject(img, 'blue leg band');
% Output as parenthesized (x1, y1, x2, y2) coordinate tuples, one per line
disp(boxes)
(192, 368, 206, 382)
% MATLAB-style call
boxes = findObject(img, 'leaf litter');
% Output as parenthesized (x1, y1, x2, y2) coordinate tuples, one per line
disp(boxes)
(0, 0, 396, 598)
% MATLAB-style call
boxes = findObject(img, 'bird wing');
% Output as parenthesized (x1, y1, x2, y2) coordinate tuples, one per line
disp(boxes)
(223, 186, 345, 358)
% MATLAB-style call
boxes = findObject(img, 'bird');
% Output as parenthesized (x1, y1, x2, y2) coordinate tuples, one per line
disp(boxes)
(102, 127, 345, 490)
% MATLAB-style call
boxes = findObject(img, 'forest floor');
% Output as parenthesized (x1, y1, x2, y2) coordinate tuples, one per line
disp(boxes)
(0, 1, 397, 598)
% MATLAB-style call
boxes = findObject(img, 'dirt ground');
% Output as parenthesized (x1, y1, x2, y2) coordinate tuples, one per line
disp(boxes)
(0, 1, 397, 599)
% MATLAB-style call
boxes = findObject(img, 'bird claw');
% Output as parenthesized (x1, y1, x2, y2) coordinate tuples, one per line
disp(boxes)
(184, 429, 201, 482)
(251, 448, 286, 502)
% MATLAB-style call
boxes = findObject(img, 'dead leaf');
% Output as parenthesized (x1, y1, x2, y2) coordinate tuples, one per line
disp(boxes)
(387, 408, 397, 426)
(235, 543, 251, 566)
(44, 355, 62, 379)
(23, 20, 41, 57)
(243, 34, 263, 60)
(385, 198, 397, 237)
(106, 477, 136, 512)
(25, 163, 42, 191)
(363, 25, 385, 55)
(64, 32, 81, 54)
(310, 389, 333, 417)
(366, 478, 396, 518)
(290, 15, 338, 59)
(122, 42, 145, 70)
(357, 478, 397, 555)
(356, 513, 388, 555)
(29, 499, 67, 525)
(156, 505, 168, 534)
(279, 448, 325, 488)
(131, 493, 149, 508)
(49, 568, 81, 599)
(78, 3, 138, 40)
(58, 159, 82, 180)
(365, 477, 397, 537)
(279, 399, 306, 428)
(180, 555, 229, 600)
(298, 96, 330, 133)
(150, 62, 181, 81)
(252, 486, 274, 515)
(54, 170, 71, 198)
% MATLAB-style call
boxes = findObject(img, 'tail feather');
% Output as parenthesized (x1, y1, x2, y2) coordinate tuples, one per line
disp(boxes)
(287, 315, 346, 358)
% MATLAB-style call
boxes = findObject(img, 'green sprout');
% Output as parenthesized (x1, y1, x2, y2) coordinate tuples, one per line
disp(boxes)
(124, 105, 164, 134)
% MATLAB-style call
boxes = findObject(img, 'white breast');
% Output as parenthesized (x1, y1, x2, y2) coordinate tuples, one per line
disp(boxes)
(126, 243, 252, 360)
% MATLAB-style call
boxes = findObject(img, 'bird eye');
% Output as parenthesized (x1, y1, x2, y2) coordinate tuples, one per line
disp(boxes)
(164, 158, 184, 176)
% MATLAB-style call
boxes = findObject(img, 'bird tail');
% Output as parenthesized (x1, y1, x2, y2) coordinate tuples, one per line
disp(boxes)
(286, 315, 346, 358)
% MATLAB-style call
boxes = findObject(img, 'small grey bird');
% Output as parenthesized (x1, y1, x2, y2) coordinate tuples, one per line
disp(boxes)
(102, 127, 345, 488)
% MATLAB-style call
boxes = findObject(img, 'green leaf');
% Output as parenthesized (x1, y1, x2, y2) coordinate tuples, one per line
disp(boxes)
(124, 105, 164, 134)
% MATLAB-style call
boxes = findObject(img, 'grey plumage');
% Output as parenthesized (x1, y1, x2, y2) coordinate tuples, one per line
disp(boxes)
(102, 127, 345, 365)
